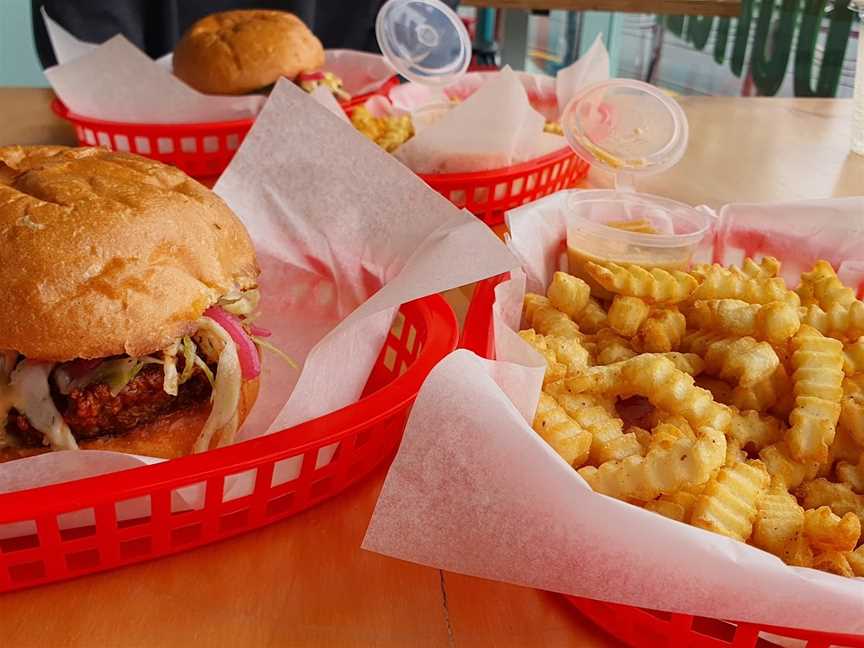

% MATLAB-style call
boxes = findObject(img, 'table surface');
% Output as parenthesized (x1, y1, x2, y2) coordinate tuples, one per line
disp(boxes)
(463, 0, 741, 17)
(0, 88, 862, 647)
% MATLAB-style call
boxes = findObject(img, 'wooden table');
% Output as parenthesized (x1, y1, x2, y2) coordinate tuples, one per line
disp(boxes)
(0, 89, 862, 648)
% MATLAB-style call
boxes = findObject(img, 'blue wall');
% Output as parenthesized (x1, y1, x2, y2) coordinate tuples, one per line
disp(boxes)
(1, 0, 48, 86)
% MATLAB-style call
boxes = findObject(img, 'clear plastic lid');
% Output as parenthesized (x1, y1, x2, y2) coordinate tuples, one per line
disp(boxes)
(560, 79, 688, 190)
(375, 0, 472, 86)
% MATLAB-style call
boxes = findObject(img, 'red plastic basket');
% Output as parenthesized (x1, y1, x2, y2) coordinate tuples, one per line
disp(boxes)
(419, 148, 590, 228)
(51, 77, 399, 182)
(0, 294, 457, 594)
(461, 274, 864, 647)
(52, 99, 254, 182)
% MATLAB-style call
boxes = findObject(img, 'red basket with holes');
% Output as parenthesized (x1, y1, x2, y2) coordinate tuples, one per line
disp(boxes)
(419, 149, 589, 228)
(51, 78, 399, 182)
(0, 294, 457, 594)
(52, 99, 255, 182)
(461, 274, 864, 647)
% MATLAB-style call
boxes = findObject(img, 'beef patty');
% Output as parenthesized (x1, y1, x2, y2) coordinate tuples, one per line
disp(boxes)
(9, 363, 212, 446)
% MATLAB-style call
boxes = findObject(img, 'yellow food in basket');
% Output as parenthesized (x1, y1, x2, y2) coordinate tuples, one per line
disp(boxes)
(350, 105, 566, 153)
(520, 257, 864, 578)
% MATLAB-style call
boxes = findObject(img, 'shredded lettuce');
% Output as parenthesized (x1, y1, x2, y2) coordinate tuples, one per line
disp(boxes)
(193, 318, 242, 452)
(162, 341, 180, 396)
(179, 336, 197, 385)
(252, 337, 299, 369)
(193, 355, 215, 388)
(219, 288, 260, 317)
(91, 357, 162, 397)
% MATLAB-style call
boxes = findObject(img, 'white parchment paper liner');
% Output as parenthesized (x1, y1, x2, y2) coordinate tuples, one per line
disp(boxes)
(364, 195, 864, 635)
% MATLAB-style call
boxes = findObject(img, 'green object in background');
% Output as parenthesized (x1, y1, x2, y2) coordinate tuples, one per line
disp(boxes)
(666, 14, 686, 37)
(686, 15, 714, 51)
(730, 0, 755, 77)
(750, 0, 799, 96)
(713, 18, 731, 64)
(794, 0, 854, 97)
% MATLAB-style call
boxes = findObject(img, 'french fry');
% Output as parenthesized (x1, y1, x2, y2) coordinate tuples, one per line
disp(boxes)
(799, 260, 857, 310)
(585, 261, 697, 304)
(741, 256, 781, 279)
(692, 265, 799, 306)
(547, 272, 592, 320)
(545, 384, 638, 465)
(518, 330, 566, 384)
(544, 335, 591, 376)
(759, 442, 820, 489)
(682, 332, 780, 388)
(845, 546, 864, 576)
(728, 409, 785, 453)
(752, 478, 805, 559)
(839, 376, 864, 446)
(564, 353, 704, 395)
(801, 302, 864, 341)
(532, 393, 592, 467)
(650, 422, 697, 448)
(691, 257, 780, 282)
(578, 425, 726, 502)
(691, 459, 770, 541)
(730, 365, 794, 418)
(525, 295, 583, 340)
(842, 337, 864, 375)
(619, 355, 729, 430)
(835, 456, 864, 493)
(828, 424, 864, 468)
(592, 328, 638, 365)
(803, 506, 861, 553)
(787, 326, 844, 462)
(630, 425, 653, 452)
(812, 550, 854, 577)
(798, 478, 864, 526)
(575, 297, 608, 334)
(643, 499, 687, 522)
(689, 299, 800, 345)
(636, 309, 686, 353)
(608, 296, 651, 338)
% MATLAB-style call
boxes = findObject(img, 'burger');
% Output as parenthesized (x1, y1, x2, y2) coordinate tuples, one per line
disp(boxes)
(0, 146, 266, 462)
(173, 9, 349, 100)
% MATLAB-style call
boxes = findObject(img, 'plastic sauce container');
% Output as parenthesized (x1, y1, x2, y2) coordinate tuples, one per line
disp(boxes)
(558, 79, 712, 288)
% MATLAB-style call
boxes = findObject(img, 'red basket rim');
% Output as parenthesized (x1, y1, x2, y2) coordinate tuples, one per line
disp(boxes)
(418, 147, 581, 183)
(565, 596, 864, 645)
(51, 98, 256, 131)
(0, 293, 457, 521)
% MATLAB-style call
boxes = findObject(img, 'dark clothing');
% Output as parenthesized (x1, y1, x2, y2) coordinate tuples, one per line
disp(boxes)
(32, 0, 460, 68)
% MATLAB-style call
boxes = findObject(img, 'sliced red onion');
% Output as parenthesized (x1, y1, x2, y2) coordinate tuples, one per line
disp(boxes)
(203, 307, 261, 380)
(249, 324, 272, 338)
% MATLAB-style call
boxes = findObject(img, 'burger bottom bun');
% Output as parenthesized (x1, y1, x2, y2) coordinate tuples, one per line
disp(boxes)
(0, 377, 260, 464)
